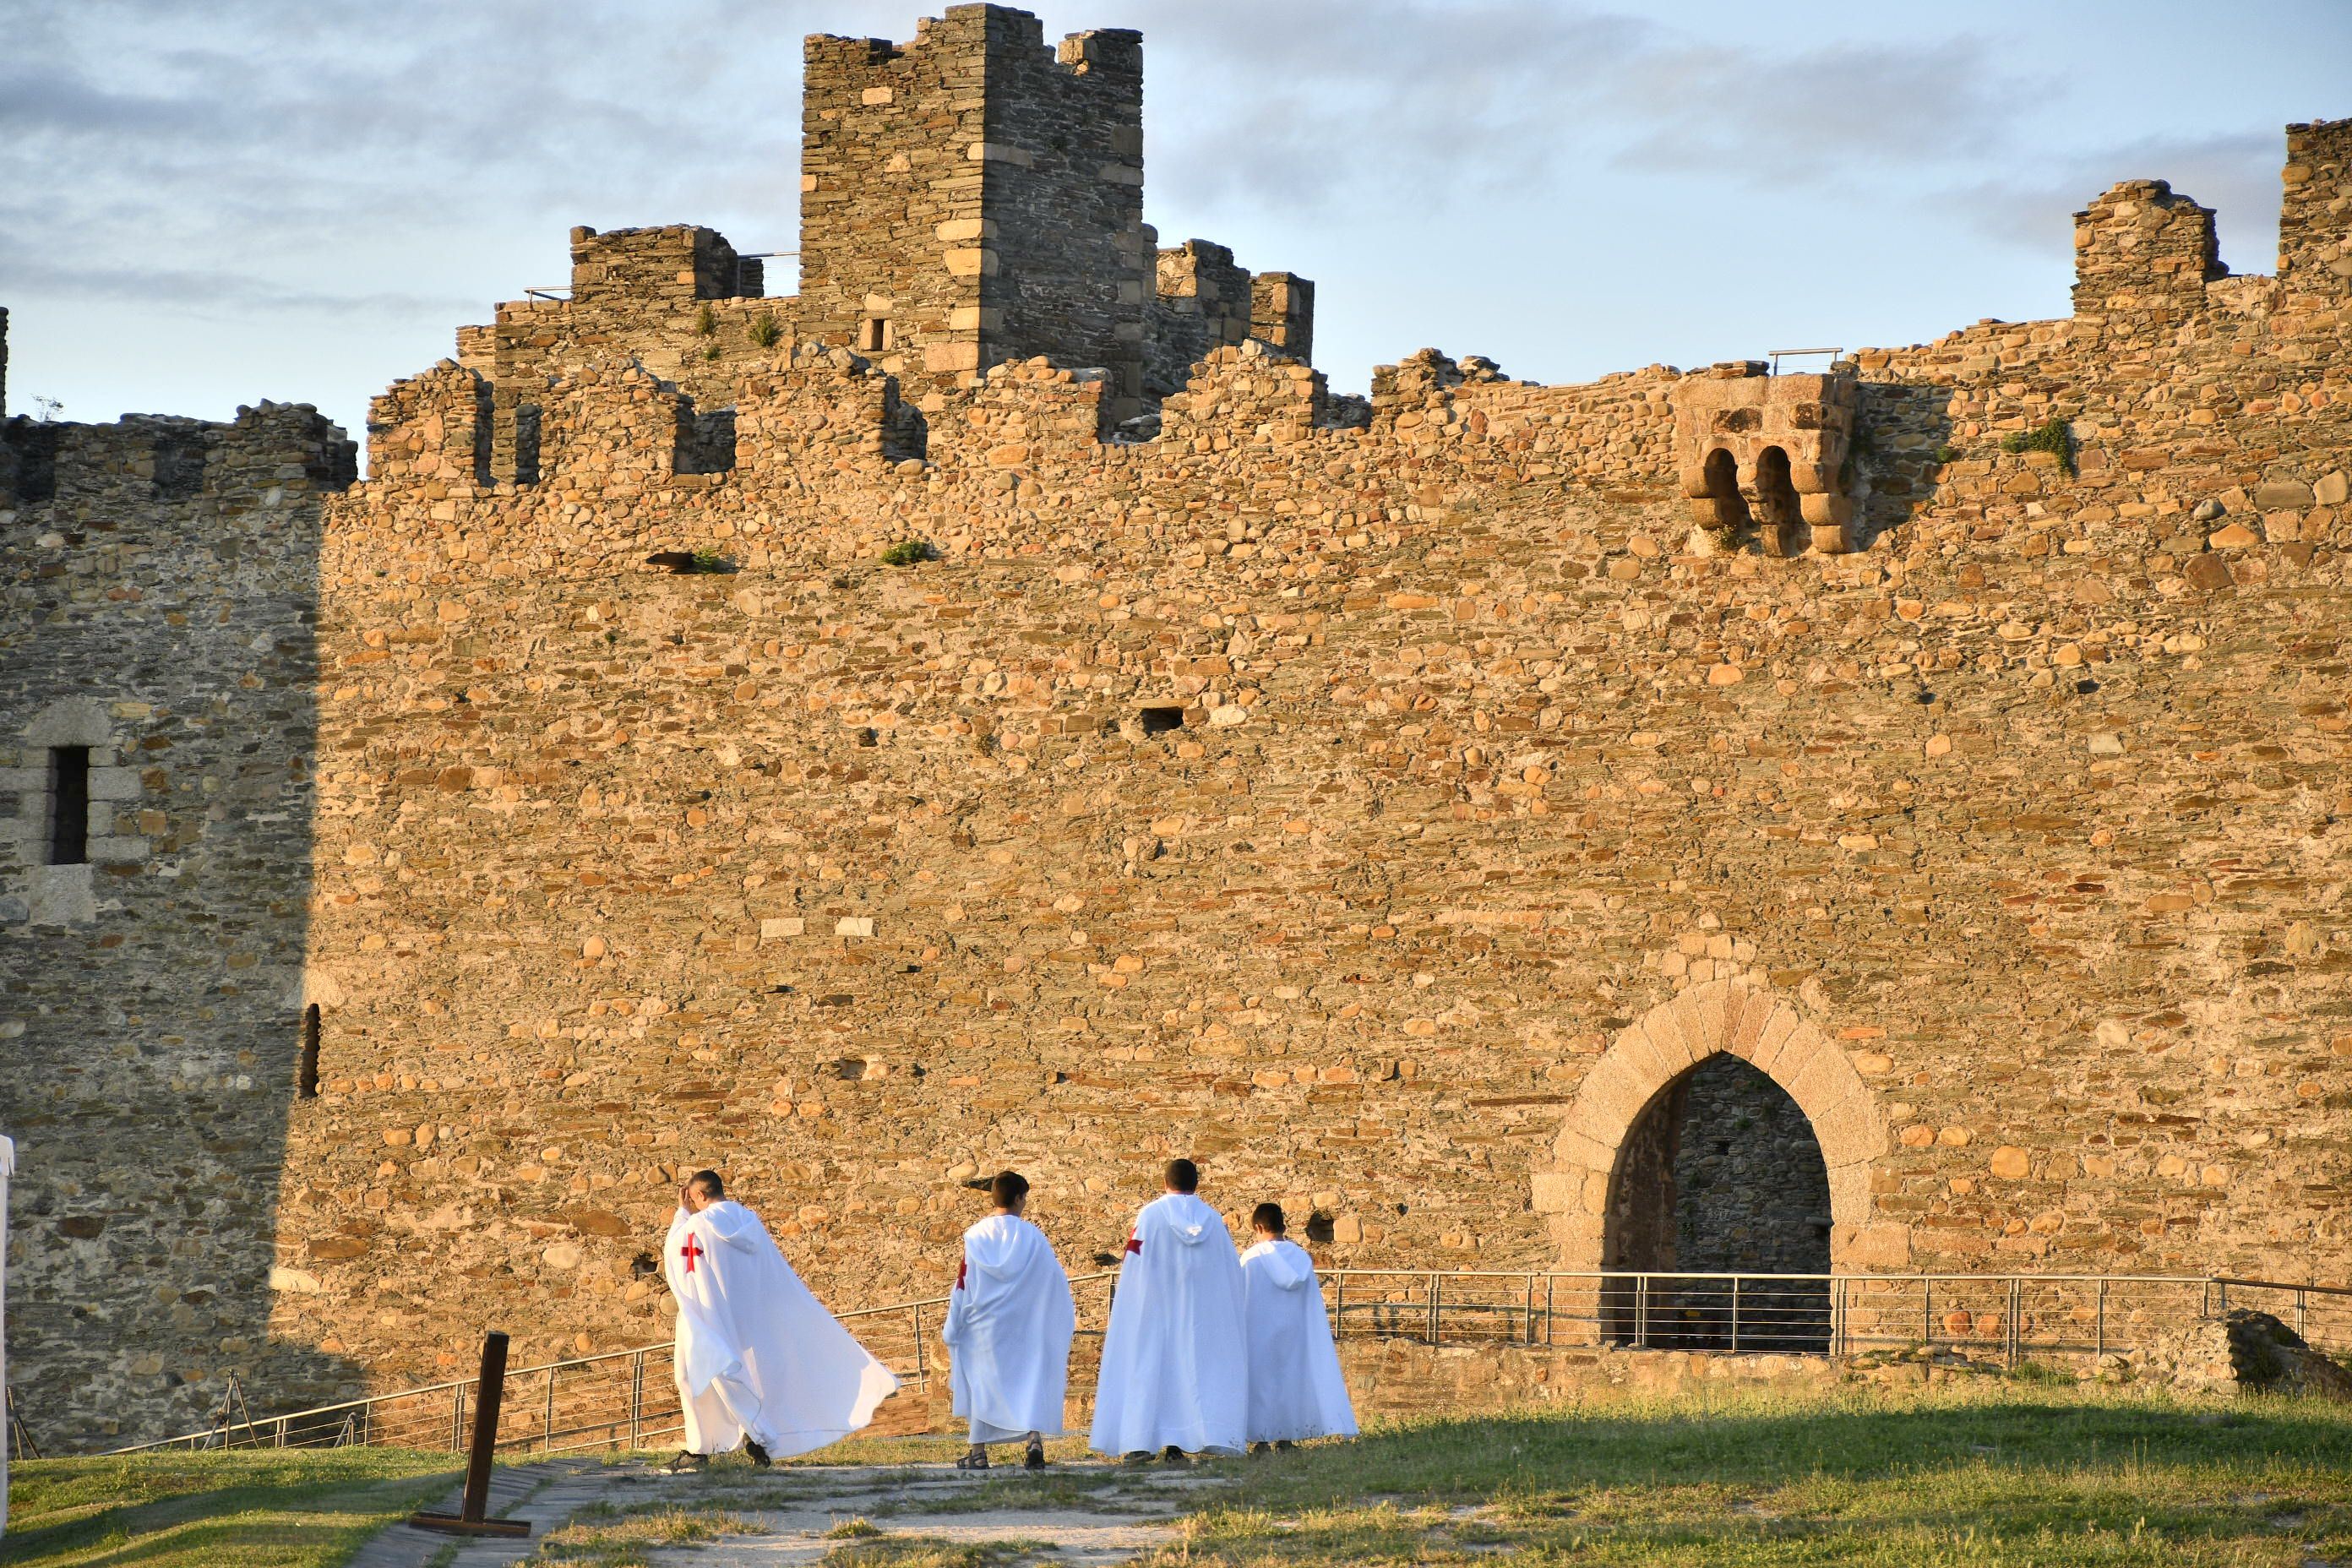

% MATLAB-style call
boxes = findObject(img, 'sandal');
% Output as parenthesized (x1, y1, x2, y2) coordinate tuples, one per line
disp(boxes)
(956, 1445, 990, 1470)
(1023, 1437, 1046, 1470)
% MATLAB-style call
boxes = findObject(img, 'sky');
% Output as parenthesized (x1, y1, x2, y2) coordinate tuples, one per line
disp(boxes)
(3, 0, 2346, 453)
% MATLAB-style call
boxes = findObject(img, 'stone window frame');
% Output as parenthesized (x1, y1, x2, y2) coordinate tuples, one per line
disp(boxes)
(9, 698, 147, 925)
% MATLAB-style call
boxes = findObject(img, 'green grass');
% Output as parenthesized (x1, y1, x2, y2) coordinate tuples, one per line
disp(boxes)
(14, 1387, 2350, 1568)
(1130, 1385, 2352, 1566)
(820, 1535, 1048, 1568)
(520, 1504, 763, 1566)
(0, 1449, 460, 1568)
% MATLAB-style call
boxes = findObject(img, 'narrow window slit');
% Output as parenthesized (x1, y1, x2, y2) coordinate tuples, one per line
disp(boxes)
(47, 746, 90, 865)
(297, 1004, 322, 1098)
(1140, 705, 1185, 737)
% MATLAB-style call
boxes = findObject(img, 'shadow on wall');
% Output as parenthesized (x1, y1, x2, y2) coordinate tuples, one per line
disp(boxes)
(0, 403, 365, 1451)
(1854, 380, 1958, 550)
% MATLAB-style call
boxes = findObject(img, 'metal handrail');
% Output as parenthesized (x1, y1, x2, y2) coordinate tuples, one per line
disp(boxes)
(101, 1266, 2352, 1456)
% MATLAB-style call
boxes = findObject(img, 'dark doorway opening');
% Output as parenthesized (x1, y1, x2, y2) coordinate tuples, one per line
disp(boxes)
(1601, 1054, 1831, 1351)
(1701, 448, 1750, 538)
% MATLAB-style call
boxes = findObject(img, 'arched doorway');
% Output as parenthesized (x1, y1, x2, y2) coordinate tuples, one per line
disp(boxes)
(1603, 1054, 1832, 1349)
(1538, 980, 1905, 1350)
(1701, 448, 1750, 538)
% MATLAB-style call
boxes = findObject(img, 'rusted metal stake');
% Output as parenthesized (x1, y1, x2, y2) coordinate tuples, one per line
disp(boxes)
(410, 1331, 531, 1538)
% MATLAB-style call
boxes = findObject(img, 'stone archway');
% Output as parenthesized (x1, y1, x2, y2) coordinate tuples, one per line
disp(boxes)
(1535, 979, 1906, 1280)
(1748, 445, 1805, 556)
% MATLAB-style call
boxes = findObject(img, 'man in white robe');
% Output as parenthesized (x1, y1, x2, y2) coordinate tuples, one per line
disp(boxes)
(662, 1168, 898, 1470)
(1088, 1158, 1247, 1464)
(1239, 1202, 1357, 1452)
(941, 1170, 1075, 1470)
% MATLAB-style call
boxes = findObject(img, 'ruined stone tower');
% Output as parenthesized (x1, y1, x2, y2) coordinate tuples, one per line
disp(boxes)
(801, 8, 1150, 417)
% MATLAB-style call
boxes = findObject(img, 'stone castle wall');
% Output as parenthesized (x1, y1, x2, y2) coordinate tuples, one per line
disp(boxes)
(0, 372, 357, 1441)
(245, 123, 2352, 1431)
(0, 7, 2346, 1451)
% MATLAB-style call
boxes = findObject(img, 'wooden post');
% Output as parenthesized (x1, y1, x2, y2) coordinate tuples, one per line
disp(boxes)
(410, 1331, 531, 1538)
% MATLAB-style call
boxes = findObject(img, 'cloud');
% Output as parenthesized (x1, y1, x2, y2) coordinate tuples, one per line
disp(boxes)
(1605, 37, 2045, 183)
(1937, 128, 2284, 270)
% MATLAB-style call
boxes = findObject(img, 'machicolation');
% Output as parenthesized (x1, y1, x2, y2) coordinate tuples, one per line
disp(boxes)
(3, 10, 2351, 1449)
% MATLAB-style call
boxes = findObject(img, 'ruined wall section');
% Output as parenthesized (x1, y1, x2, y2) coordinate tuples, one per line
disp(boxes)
(1252, 273, 1313, 363)
(479, 226, 787, 487)
(0, 400, 359, 1446)
(2071, 180, 2224, 334)
(1141, 243, 1319, 407)
(1145, 241, 1253, 401)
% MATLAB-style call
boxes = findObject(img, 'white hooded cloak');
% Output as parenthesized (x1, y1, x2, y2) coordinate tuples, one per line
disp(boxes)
(1088, 1192, 1248, 1456)
(663, 1200, 899, 1456)
(1240, 1238, 1358, 1444)
(941, 1212, 1075, 1442)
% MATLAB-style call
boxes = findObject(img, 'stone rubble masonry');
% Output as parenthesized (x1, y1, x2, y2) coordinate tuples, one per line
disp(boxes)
(0, 329, 358, 1441)
(0, 15, 2348, 1451)
(468, 4, 1310, 457)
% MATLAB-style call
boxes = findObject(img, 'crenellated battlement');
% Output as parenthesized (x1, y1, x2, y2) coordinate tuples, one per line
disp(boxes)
(5, 401, 352, 518)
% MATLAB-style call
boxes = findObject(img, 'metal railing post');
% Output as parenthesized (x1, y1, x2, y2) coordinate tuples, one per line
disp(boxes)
(544, 1364, 556, 1453)
(452, 1385, 466, 1453)
(1429, 1273, 1442, 1347)
(913, 1303, 927, 1391)
(1636, 1275, 1650, 1349)
(1544, 1276, 1554, 1347)
(2095, 1279, 2106, 1361)
(629, 1351, 643, 1453)
(1923, 1278, 1932, 1348)
(1334, 1275, 1344, 1341)
(1730, 1277, 1741, 1354)
(2296, 1288, 2307, 1342)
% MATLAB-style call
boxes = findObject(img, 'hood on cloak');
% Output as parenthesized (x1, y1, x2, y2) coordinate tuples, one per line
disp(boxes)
(1152, 1193, 1226, 1245)
(963, 1213, 1043, 1279)
(1250, 1240, 1313, 1289)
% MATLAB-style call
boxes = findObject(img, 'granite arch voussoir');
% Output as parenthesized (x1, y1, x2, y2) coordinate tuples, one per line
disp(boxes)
(1543, 981, 1900, 1273)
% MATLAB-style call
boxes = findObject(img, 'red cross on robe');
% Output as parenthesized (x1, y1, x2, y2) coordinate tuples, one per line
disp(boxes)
(681, 1233, 706, 1274)
(1123, 1229, 1142, 1256)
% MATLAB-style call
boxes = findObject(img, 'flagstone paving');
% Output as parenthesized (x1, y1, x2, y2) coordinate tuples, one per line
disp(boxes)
(352, 1457, 1218, 1568)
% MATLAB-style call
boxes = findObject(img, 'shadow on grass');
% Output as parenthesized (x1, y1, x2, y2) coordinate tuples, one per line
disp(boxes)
(0, 1453, 457, 1567)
